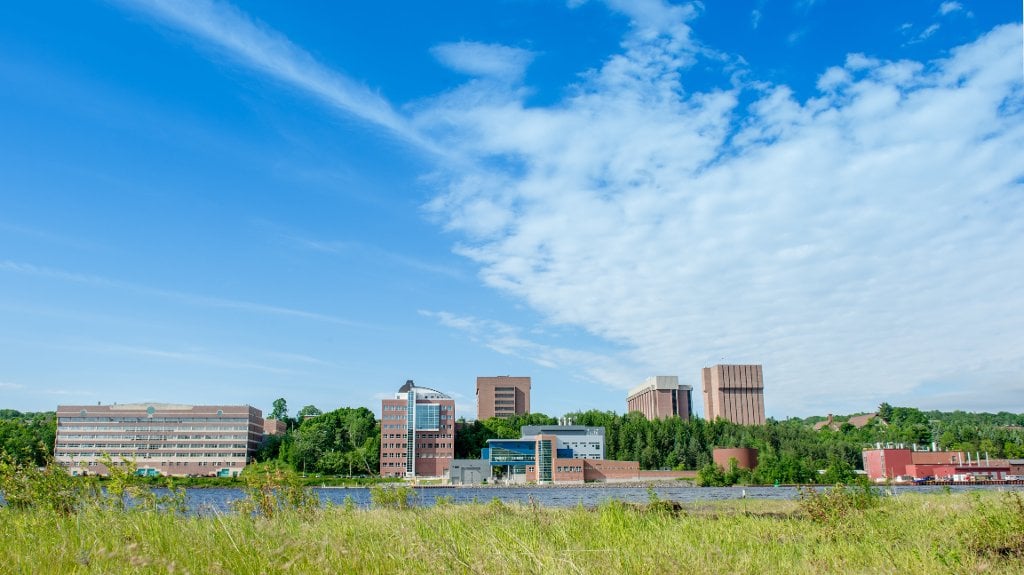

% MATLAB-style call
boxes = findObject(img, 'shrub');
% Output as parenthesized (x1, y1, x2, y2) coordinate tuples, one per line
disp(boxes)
(233, 466, 318, 518)
(797, 482, 882, 523)
(369, 485, 415, 509)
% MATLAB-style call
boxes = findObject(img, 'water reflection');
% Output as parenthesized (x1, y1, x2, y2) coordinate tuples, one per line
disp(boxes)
(179, 483, 1024, 514)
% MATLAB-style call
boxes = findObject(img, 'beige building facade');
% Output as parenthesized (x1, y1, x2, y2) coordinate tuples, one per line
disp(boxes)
(476, 376, 531, 419)
(54, 403, 264, 477)
(626, 376, 693, 420)
(701, 364, 766, 425)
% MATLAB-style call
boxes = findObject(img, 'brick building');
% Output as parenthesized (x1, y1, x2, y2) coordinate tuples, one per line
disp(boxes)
(627, 376, 693, 420)
(863, 447, 1012, 481)
(476, 376, 531, 419)
(54, 403, 263, 477)
(702, 364, 765, 425)
(379, 380, 456, 478)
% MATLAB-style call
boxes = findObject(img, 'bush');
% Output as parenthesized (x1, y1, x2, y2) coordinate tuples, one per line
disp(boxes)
(696, 463, 728, 487)
(797, 482, 882, 523)
(369, 485, 415, 509)
(233, 466, 318, 518)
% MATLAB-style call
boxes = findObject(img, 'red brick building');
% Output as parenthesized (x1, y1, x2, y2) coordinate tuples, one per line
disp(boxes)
(379, 380, 456, 478)
(863, 448, 1011, 481)
(476, 376, 530, 419)
(702, 364, 765, 425)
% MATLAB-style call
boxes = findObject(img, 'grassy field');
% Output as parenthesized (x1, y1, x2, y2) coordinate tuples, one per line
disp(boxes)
(0, 489, 1022, 574)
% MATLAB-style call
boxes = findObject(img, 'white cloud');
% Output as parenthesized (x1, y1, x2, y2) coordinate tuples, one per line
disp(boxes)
(914, 23, 941, 43)
(0, 260, 362, 326)
(420, 18, 1024, 415)
(76, 343, 299, 374)
(431, 42, 535, 82)
(109, 0, 434, 152)
(107, 0, 1024, 415)
(420, 311, 639, 389)
(938, 2, 962, 16)
(0, 381, 25, 390)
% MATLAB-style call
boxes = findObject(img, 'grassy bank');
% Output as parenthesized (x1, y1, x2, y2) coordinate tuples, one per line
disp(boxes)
(1, 489, 1022, 574)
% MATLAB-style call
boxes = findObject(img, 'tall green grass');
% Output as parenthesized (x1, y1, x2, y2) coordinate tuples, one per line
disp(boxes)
(1, 488, 1022, 574)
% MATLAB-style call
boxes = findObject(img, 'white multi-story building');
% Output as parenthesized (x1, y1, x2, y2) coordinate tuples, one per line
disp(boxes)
(54, 403, 264, 477)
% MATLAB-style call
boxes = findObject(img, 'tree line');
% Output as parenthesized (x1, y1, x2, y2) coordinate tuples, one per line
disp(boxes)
(2, 402, 1022, 483)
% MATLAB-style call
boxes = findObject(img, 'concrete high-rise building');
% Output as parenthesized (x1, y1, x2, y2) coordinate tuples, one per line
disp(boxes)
(626, 376, 693, 420)
(701, 364, 765, 425)
(54, 403, 264, 477)
(379, 380, 456, 478)
(476, 376, 531, 419)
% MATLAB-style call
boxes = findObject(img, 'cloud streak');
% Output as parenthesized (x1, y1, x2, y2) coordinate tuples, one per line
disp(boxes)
(420, 310, 639, 390)
(0, 260, 363, 326)
(109, 0, 437, 153)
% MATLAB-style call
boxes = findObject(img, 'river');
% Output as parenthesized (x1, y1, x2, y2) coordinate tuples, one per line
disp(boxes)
(181, 483, 1024, 514)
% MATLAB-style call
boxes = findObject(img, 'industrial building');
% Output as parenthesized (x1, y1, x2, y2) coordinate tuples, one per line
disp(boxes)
(862, 447, 1013, 482)
(53, 403, 264, 477)
(702, 364, 766, 425)
(626, 376, 693, 420)
(476, 376, 531, 419)
(379, 380, 456, 479)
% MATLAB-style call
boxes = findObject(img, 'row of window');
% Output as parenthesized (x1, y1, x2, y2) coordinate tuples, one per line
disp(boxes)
(74, 460, 242, 467)
(59, 426, 249, 432)
(57, 443, 248, 449)
(381, 443, 452, 450)
(58, 434, 250, 441)
(380, 453, 449, 460)
(60, 417, 250, 423)
(556, 466, 583, 473)
(56, 451, 246, 458)
(382, 404, 454, 411)
(380, 414, 456, 420)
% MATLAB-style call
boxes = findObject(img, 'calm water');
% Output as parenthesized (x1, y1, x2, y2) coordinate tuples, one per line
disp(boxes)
(182, 483, 1024, 514)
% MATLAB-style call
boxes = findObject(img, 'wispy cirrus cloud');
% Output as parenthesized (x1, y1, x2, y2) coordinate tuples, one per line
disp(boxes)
(281, 234, 467, 281)
(0, 260, 363, 326)
(77, 342, 298, 374)
(939, 2, 963, 16)
(419, 310, 639, 390)
(431, 42, 535, 82)
(108, 0, 436, 153)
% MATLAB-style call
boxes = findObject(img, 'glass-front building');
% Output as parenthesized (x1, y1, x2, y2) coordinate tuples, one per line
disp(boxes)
(380, 380, 456, 478)
(481, 425, 605, 484)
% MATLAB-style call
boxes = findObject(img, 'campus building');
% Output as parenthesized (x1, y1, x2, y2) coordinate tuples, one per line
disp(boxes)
(626, 376, 693, 420)
(379, 380, 456, 479)
(476, 376, 531, 419)
(482, 425, 604, 484)
(862, 447, 1012, 482)
(53, 403, 263, 477)
(702, 364, 766, 425)
(455, 424, 692, 484)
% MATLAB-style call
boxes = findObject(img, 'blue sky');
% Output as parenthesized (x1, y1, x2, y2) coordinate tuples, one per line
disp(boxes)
(1, 1, 1022, 419)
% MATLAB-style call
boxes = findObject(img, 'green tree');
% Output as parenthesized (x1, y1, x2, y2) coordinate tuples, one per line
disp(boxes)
(270, 398, 288, 420)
